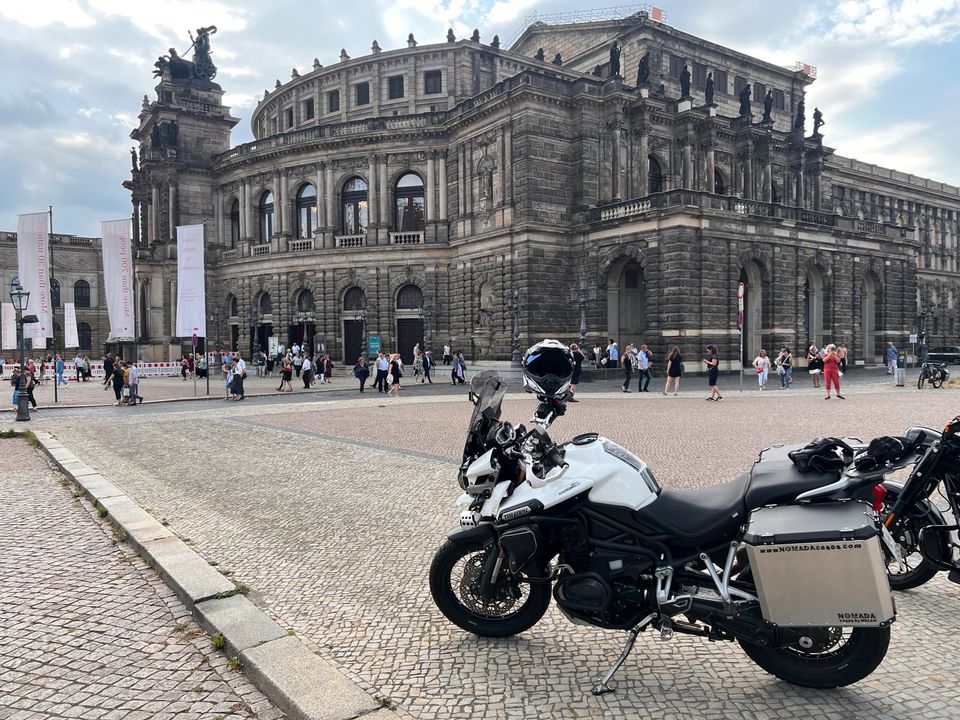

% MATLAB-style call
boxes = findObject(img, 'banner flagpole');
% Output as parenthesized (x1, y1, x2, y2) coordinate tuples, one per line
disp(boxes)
(49, 205, 58, 403)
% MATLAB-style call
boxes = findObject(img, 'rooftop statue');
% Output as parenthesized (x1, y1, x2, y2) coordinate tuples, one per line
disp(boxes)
(813, 107, 825, 135)
(153, 26, 218, 82)
(739, 83, 752, 116)
(705, 72, 714, 104)
(794, 99, 806, 132)
(609, 41, 621, 77)
(680, 63, 691, 97)
(636, 51, 650, 85)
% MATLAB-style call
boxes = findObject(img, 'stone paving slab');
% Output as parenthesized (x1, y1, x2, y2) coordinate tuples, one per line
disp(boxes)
(0, 436, 284, 720)
(195, 596, 289, 656)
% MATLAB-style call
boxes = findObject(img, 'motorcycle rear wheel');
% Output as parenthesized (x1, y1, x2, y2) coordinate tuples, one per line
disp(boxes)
(932, 373, 945, 389)
(739, 625, 890, 688)
(429, 540, 551, 637)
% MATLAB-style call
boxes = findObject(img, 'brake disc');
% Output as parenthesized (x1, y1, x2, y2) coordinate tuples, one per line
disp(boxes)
(457, 553, 520, 616)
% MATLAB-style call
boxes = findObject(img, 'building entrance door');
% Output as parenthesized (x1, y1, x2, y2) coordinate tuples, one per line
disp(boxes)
(396, 318, 424, 364)
(343, 319, 363, 364)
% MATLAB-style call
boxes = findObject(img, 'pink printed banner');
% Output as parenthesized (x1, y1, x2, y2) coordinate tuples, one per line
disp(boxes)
(16, 212, 52, 340)
(64, 302, 79, 348)
(101, 219, 136, 340)
(1, 303, 15, 350)
(175, 224, 206, 337)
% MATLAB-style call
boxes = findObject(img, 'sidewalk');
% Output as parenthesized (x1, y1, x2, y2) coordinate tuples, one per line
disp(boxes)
(0, 437, 283, 720)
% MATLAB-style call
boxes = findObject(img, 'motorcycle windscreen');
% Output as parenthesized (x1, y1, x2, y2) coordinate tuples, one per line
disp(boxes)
(462, 370, 507, 464)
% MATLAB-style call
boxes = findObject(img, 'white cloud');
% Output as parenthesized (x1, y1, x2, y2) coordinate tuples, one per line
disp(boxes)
(223, 92, 257, 110)
(58, 44, 91, 60)
(0, 0, 95, 28)
(833, 121, 946, 178)
(834, 0, 960, 44)
(85, 0, 249, 41)
(220, 66, 257, 78)
(486, 0, 539, 24)
(77, 107, 100, 118)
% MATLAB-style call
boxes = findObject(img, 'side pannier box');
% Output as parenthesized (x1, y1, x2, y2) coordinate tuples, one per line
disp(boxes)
(743, 501, 895, 627)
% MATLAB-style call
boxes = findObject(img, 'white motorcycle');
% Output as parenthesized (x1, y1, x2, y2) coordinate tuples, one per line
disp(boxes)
(429, 343, 897, 693)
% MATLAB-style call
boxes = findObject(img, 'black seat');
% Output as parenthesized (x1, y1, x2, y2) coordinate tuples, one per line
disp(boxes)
(745, 443, 839, 509)
(637, 473, 750, 547)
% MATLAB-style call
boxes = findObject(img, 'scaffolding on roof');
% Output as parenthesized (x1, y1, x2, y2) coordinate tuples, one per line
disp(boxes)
(506, 4, 668, 49)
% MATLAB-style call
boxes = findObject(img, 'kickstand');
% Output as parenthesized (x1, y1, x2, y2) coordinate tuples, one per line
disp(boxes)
(592, 614, 656, 696)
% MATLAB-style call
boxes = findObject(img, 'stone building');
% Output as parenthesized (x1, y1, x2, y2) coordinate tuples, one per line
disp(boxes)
(117, 11, 960, 366)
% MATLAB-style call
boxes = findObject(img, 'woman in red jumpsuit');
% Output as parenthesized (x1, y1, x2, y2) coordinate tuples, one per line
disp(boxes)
(822, 344, 844, 400)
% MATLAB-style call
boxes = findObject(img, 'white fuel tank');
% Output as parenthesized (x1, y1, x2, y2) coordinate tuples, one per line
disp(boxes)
(496, 436, 660, 520)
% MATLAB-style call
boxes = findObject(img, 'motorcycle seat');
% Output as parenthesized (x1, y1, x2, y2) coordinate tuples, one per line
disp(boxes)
(637, 473, 750, 547)
(745, 443, 840, 509)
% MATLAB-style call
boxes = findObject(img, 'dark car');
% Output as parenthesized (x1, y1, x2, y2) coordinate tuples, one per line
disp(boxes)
(928, 346, 960, 364)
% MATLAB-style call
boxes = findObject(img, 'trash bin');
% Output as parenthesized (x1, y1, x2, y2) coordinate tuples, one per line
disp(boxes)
(895, 367, 905, 387)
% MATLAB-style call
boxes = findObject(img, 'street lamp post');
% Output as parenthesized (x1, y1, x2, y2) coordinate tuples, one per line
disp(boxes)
(510, 288, 526, 368)
(10, 284, 33, 422)
(569, 273, 594, 348)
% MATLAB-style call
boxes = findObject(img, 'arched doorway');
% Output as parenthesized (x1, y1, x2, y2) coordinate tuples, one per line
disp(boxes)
(606, 259, 647, 348)
(342, 287, 366, 363)
(739, 262, 764, 366)
(861, 273, 880, 362)
(395, 284, 424, 364)
(648, 156, 663, 194)
(803, 267, 825, 348)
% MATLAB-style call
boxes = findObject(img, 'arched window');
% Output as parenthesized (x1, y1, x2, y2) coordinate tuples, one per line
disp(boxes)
(341, 177, 368, 235)
(296, 184, 318, 239)
(343, 286, 366, 311)
(50, 278, 61, 307)
(74, 280, 91, 308)
(771, 181, 781, 204)
(394, 172, 425, 231)
(229, 295, 239, 317)
(259, 292, 273, 315)
(78, 322, 92, 350)
(296, 289, 315, 313)
(396, 284, 423, 310)
(259, 191, 274, 242)
(714, 170, 726, 195)
(648, 156, 663, 194)
(230, 199, 240, 247)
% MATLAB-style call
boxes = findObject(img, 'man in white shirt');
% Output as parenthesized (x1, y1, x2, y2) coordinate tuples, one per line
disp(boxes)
(232, 353, 246, 400)
(292, 342, 300, 356)
(606, 340, 619, 368)
(74, 354, 84, 382)
(302, 355, 313, 388)
(127, 362, 143, 405)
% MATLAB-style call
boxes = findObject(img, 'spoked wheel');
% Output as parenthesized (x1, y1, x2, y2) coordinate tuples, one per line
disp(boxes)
(932, 373, 945, 389)
(918, 371, 927, 389)
(739, 625, 890, 687)
(429, 540, 551, 637)
(881, 489, 940, 590)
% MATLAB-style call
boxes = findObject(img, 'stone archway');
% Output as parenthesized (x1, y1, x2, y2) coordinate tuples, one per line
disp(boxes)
(803, 265, 827, 348)
(861, 272, 881, 362)
(606, 257, 647, 347)
(739, 260, 764, 366)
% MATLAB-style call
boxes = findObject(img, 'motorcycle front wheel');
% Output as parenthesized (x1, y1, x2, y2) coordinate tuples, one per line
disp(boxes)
(918, 372, 927, 389)
(739, 625, 890, 688)
(429, 540, 551, 637)
(932, 373, 945, 389)
(881, 487, 941, 590)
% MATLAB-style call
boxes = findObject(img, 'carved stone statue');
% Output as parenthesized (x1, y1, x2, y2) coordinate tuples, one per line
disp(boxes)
(471, 29, 480, 42)
(491, 34, 500, 49)
(636, 51, 650, 85)
(763, 89, 773, 121)
(190, 25, 218, 81)
(680, 63, 691, 97)
(813, 107, 825, 135)
(534, 48, 545, 61)
(794, 99, 806, 131)
(152, 55, 169, 78)
(130, 147, 138, 171)
(609, 41, 621, 77)
(705, 72, 715, 104)
(738, 83, 752, 116)
(447, 28, 455, 43)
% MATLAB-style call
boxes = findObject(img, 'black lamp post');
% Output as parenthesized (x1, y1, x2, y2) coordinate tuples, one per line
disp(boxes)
(510, 288, 525, 368)
(569, 273, 595, 347)
(10, 284, 34, 422)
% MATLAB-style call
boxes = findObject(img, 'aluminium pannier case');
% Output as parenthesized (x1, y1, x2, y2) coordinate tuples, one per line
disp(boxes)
(743, 501, 895, 627)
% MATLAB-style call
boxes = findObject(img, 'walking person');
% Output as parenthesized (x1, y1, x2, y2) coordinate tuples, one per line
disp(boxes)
(222, 358, 233, 399)
(55, 353, 68, 388)
(753, 349, 771, 390)
(886, 342, 898, 375)
(388, 353, 403, 397)
(776, 347, 794, 389)
(9, 366, 21, 411)
(293, 352, 303, 378)
(374, 352, 388, 393)
(422, 350, 434, 384)
(180, 356, 189, 380)
(127, 362, 143, 405)
(82, 355, 91, 380)
(822, 344, 845, 399)
(353, 356, 370, 392)
(620, 345, 634, 393)
(232, 353, 246, 400)
(443, 343, 452, 366)
(107, 362, 125, 406)
(413, 348, 423, 383)
(451, 351, 466, 385)
(569, 343, 585, 401)
(302, 354, 313, 388)
(704, 345, 722, 400)
(806, 345, 822, 388)
(663, 346, 683, 395)
(635, 344, 652, 392)
(837, 342, 848, 375)
(102, 354, 114, 387)
(73, 354, 83, 382)
(279, 358, 293, 392)
(322, 354, 333, 384)
(606, 339, 619, 369)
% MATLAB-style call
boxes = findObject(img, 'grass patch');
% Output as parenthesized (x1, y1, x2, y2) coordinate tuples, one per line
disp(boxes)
(214, 583, 250, 600)
(208, 560, 219, 567)
(191, 685, 205, 694)
(211, 632, 226, 650)
(377, 697, 396, 709)
(226, 656, 243, 671)
(97, 505, 108, 518)
(0, 429, 39, 446)
(71, 487, 83, 498)
(112, 527, 127, 543)
(172, 622, 189, 634)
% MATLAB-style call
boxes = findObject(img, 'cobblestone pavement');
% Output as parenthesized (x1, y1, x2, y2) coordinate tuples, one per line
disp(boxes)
(11, 387, 960, 719)
(0, 438, 283, 720)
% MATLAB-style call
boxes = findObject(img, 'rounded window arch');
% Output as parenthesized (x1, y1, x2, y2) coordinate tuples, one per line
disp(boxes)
(343, 286, 366, 311)
(259, 191, 275, 242)
(296, 289, 315, 313)
(648, 156, 663, 194)
(77, 322, 92, 350)
(230, 198, 240, 247)
(296, 184, 318, 239)
(713, 169, 726, 196)
(341, 177, 368, 235)
(396, 284, 423, 310)
(228, 295, 239, 317)
(50, 278, 61, 307)
(74, 279, 91, 308)
(258, 292, 273, 315)
(394, 172, 425, 232)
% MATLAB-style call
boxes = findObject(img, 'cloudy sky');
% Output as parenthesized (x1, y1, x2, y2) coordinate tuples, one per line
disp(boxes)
(2, 0, 959, 235)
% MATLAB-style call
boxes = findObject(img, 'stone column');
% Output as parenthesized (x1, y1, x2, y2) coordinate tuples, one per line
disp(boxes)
(457, 144, 466, 214)
(216, 189, 224, 245)
(151, 186, 159, 243)
(796, 162, 805, 209)
(315, 164, 324, 228)
(812, 167, 821, 210)
(280, 169, 291, 236)
(503, 125, 513, 203)
(169, 279, 177, 336)
(378, 156, 389, 234)
(426, 152, 436, 221)
(272, 174, 280, 237)
(244, 181, 254, 240)
(639, 130, 649, 196)
(132, 199, 140, 243)
(611, 124, 623, 201)
(743, 155, 752, 200)
(682, 140, 693, 190)
(325, 164, 335, 233)
(765, 156, 773, 203)
(438, 151, 448, 220)
(706, 147, 716, 193)
(367, 155, 378, 227)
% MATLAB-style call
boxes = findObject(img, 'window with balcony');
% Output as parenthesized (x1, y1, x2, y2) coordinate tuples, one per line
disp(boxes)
(341, 177, 368, 235)
(259, 191, 275, 241)
(230, 199, 240, 247)
(424, 70, 442, 94)
(303, 98, 315, 120)
(394, 172, 425, 231)
(74, 279, 91, 308)
(285, 107, 294, 129)
(388, 75, 404, 99)
(355, 82, 370, 106)
(328, 89, 340, 112)
(648, 156, 663, 194)
(296, 184, 318, 238)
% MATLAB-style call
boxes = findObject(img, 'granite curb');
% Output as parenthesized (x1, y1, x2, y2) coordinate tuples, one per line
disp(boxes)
(34, 431, 400, 720)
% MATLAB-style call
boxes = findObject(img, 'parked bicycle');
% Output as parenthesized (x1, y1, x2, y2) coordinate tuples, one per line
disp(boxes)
(918, 361, 949, 389)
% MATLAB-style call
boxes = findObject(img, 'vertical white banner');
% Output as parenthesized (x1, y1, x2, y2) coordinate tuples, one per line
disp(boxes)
(64, 302, 79, 348)
(100, 219, 135, 340)
(32, 336, 46, 350)
(175, 224, 207, 337)
(16, 212, 52, 339)
(1, 304, 16, 350)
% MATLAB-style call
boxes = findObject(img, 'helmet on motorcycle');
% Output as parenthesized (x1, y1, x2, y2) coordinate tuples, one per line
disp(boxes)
(522, 340, 574, 398)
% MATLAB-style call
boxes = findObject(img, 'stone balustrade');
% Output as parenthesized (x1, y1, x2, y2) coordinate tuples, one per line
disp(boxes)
(336, 234, 365, 248)
(290, 239, 314, 252)
(251, 244, 271, 256)
(389, 231, 424, 245)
